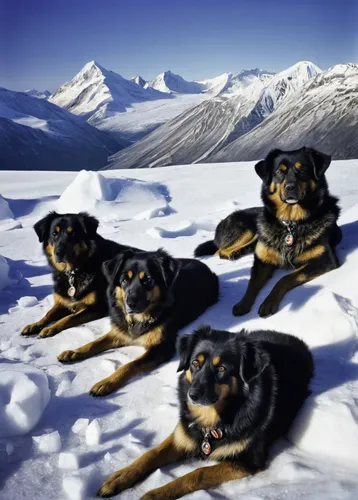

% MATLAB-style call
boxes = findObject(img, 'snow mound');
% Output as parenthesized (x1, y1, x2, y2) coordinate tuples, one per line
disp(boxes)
(56, 170, 112, 214)
(0, 254, 10, 290)
(0, 363, 50, 437)
(55, 170, 170, 219)
(0, 194, 14, 220)
(147, 219, 215, 239)
(62, 476, 87, 500)
(85, 418, 102, 445)
(18, 296, 38, 308)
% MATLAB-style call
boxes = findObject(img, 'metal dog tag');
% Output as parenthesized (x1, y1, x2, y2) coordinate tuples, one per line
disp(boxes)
(285, 234, 294, 246)
(68, 286, 76, 298)
(201, 439, 212, 456)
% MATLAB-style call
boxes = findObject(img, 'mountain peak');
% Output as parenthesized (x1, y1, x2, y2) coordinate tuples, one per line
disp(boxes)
(131, 75, 147, 87)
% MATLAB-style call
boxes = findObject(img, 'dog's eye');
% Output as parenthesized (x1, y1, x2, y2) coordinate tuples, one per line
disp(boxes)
(121, 278, 128, 285)
(192, 359, 200, 368)
(52, 231, 58, 237)
(217, 365, 226, 373)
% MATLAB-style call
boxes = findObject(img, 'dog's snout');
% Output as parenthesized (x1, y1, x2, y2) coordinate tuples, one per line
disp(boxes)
(126, 297, 137, 310)
(188, 389, 200, 402)
(285, 182, 296, 194)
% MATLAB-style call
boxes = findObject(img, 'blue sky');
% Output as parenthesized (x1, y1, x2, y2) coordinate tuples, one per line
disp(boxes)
(1, 0, 357, 92)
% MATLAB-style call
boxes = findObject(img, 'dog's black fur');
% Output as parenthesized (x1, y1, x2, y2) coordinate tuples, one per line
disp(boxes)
(194, 207, 262, 260)
(58, 249, 219, 397)
(97, 326, 313, 499)
(233, 147, 342, 317)
(21, 211, 135, 338)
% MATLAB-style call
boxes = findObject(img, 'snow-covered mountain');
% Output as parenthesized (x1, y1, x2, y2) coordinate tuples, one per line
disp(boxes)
(105, 61, 319, 169)
(145, 70, 205, 94)
(49, 62, 213, 141)
(24, 89, 51, 99)
(131, 75, 147, 87)
(212, 63, 358, 162)
(0, 87, 122, 171)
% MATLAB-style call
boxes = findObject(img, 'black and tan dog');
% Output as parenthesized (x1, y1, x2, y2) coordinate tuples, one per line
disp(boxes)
(230, 147, 342, 317)
(194, 206, 262, 260)
(58, 249, 219, 397)
(21, 211, 135, 338)
(98, 326, 313, 499)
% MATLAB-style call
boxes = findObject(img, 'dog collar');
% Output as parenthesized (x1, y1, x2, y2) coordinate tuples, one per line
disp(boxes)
(281, 220, 297, 246)
(65, 269, 78, 300)
(201, 427, 224, 456)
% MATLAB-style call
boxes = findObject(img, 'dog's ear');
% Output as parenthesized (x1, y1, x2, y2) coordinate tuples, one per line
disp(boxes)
(305, 147, 331, 180)
(78, 212, 99, 238)
(155, 249, 181, 289)
(255, 149, 282, 184)
(177, 326, 212, 372)
(34, 212, 59, 243)
(239, 341, 269, 385)
(102, 250, 134, 283)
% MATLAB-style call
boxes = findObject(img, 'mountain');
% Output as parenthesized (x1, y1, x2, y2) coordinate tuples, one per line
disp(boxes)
(0, 87, 122, 171)
(146, 70, 205, 94)
(211, 63, 358, 162)
(49, 62, 213, 142)
(25, 89, 51, 99)
(131, 75, 146, 87)
(105, 62, 320, 169)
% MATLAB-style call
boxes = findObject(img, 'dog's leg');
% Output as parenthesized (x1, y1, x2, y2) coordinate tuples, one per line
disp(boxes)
(227, 235, 258, 261)
(90, 344, 172, 396)
(141, 461, 251, 500)
(58, 329, 125, 363)
(21, 300, 69, 336)
(98, 433, 185, 497)
(37, 308, 104, 338)
(258, 248, 337, 317)
(233, 256, 275, 316)
(218, 232, 257, 260)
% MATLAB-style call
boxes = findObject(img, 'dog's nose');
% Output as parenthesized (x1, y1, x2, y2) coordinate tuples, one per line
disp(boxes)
(285, 183, 296, 194)
(188, 390, 199, 402)
(126, 298, 136, 310)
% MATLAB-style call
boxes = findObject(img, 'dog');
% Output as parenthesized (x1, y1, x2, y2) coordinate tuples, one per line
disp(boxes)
(97, 326, 313, 499)
(58, 249, 219, 397)
(194, 207, 262, 260)
(232, 147, 342, 317)
(21, 211, 135, 338)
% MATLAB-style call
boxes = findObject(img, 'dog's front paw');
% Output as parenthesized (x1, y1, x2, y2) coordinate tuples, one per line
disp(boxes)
(21, 323, 42, 336)
(90, 377, 116, 397)
(37, 326, 59, 338)
(58, 350, 82, 363)
(232, 300, 252, 316)
(97, 469, 134, 497)
(258, 296, 279, 317)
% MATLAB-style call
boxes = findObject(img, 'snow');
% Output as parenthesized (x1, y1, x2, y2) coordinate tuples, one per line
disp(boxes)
(0, 363, 50, 437)
(0, 161, 358, 499)
(0, 254, 11, 290)
(33, 430, 62, 454)
(0, 194, 14, 220)
(85, 419, 102, 446)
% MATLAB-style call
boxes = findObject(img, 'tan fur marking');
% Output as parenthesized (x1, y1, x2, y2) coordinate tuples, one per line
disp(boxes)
(55, 226, 60, 233)
(231, 376, 239, 394)
(67, 226, 73, 233)
(127, 270, 133, 279)
(173, 423, 196, 452)
(255, 241, 281, 265)
(210, 439, 250, 460)
(213, 356, 221, 366)
(139, 271, 145, 279)
(197, 354, 205, 365)
(269, 183, 308, 221)
(73, 241, 88, 256)
(45, 244, 72, 272)
(188, 404, 220, 428)
(147, 285, 161, 304)
(185, 369, 192, 383)
(218, 230, 255, 258)
(295, 162, 302, 169)
(269, 182, 276, 194)
(296, 245, 325, 264)
(132, 325, 163, 349)
(310, 179, 317, 191)
(280, 163, 287, 171)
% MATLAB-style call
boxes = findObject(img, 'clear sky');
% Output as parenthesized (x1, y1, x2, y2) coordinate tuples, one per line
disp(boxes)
(1, 0, 357, 92)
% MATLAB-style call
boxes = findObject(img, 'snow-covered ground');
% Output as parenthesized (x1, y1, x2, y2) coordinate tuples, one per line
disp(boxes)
(0, 161, 358, 500)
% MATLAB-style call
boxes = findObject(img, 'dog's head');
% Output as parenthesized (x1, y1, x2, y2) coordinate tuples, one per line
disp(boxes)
(177, 326, 269, 408)
(34, 211, 99, 271)
(255, 147, 331, 218)
(103, 248, 181, 317)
